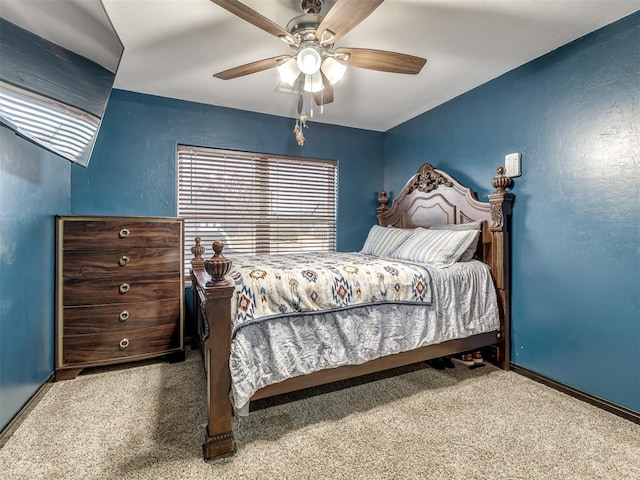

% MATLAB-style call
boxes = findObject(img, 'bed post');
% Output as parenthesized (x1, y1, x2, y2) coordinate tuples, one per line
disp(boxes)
(376, 190, 389, 216)
(488, 167, 514, 370)
(190, 238, 236, 460)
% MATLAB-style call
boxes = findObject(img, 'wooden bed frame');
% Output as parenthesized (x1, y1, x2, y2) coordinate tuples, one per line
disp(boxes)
(189, 163, 514, 460)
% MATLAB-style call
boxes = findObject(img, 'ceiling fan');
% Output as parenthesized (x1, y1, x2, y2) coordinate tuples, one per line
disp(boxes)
(210, 0, 427, 108)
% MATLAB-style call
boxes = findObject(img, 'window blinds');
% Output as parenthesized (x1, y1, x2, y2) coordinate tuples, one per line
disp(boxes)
(177, 145, 337, 269)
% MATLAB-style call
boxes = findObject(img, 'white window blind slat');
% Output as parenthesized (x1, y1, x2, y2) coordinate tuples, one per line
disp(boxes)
(177, 145, 337, 274)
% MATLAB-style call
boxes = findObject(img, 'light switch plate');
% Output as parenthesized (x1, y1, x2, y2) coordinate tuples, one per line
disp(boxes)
(505, 153, 522, 177)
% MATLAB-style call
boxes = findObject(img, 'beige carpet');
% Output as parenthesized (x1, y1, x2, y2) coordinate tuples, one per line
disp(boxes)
(1, 350, 638, 480)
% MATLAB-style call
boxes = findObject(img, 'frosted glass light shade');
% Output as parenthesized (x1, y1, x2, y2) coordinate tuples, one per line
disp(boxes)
(277, 58, 300, 86)
(296, 46, 322, 75)
(321, 57, 346, 85)
(303, 72, 324, 93)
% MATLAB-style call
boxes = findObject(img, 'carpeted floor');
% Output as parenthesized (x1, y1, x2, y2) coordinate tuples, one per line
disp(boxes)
(1, 350, 638, 480)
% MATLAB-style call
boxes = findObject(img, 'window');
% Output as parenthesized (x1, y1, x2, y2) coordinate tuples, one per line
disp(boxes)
(177, 145, 337, 271)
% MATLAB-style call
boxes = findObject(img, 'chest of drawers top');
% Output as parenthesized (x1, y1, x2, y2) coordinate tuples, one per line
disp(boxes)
(62, 217, 180, 249)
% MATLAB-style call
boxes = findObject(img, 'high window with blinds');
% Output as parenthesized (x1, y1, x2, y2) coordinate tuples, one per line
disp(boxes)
(178, 145, 337, 270)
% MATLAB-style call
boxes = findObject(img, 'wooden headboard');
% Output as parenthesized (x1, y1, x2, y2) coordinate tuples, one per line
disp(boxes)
(376, 163, 514, 368)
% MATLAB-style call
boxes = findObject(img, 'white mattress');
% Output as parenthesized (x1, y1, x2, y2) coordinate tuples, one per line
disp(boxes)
(229, 260, 499, 415)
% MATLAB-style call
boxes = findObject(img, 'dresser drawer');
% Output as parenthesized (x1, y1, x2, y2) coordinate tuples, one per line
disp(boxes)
(63, 220, 181, 249)
(63, 275, 180, 306)
(62, 324, 181, 365)
(62, 247, 180, 278)
(63, 299, 180, 335)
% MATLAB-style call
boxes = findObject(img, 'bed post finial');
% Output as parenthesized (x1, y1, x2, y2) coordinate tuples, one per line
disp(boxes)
(191, 236, 205, 268)
(204, 241, 233, 287)
(492, 166, 513, 193)
(377, 190, 389, 215)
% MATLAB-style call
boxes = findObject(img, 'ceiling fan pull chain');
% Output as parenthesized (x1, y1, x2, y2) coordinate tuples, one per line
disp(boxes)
(293, 119, 306, 146)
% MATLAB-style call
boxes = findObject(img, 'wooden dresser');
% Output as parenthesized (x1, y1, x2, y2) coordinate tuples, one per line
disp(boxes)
(55, 216, 184, 380)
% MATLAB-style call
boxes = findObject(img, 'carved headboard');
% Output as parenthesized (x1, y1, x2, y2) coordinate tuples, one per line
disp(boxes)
(376, 163, 512, 260)
(377, 163, 506, 228)
(376, 163, 514, 368)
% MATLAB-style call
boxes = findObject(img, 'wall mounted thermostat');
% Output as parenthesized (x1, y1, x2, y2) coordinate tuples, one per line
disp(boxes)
(504, 153, 522, 177)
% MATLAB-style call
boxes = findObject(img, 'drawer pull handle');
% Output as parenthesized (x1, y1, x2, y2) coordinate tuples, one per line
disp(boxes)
(119, 283, 130, 294)
(119, 311, 129, 321)
(119, 228, 130, 238)
(119, 338, 130, 349)
(118, 255, 130, 266)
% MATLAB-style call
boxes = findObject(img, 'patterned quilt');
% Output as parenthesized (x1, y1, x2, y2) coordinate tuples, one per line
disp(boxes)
(229, 251, 432, 336)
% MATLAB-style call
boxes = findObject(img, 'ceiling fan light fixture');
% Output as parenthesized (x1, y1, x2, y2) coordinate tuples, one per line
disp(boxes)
(277, 58, 301, 86)
(303, 71, 324, 93)
(321, 57, 346, 85)
(296, 46, 322, 75)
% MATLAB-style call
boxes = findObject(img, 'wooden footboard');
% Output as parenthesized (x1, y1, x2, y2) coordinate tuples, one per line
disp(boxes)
(189, 163, 514, 461)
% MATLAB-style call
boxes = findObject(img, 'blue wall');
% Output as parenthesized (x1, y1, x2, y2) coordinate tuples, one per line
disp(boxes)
(0, 128, 70, 430)
(385, 12, 639, 411)
(71, 90, 385, 252)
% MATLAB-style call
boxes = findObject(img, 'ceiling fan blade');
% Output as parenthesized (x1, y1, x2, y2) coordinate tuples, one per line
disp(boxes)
(315, 0, 384, 44)
(214, 55, 291, 80)
(210, 0, 297, 44)
(334, 48, 426, 74)
(313, 72, 334, 106)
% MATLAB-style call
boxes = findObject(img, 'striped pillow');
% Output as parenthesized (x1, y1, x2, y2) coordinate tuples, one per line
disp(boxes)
(360, 225, 414, 257)
(390, 227, 481, 268)
(430, 221, 482, 261)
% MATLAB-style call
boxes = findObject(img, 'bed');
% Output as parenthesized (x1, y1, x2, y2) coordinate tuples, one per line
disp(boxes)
(189, 163, 514, 460)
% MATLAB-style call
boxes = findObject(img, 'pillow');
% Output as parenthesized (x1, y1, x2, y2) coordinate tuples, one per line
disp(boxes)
(429, 221, 482, 261)
(390, 227, 481, 268)
(429, 221, 481, 231)
(360, 225, 414, 257)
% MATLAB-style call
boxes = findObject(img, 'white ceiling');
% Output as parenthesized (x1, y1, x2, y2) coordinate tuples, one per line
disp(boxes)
(5, 1, 640, 132)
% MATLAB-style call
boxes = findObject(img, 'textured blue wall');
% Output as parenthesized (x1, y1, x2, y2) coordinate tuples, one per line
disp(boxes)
(71, 90, 385, 252)
(385, 13, 639, 411)
(0, 128, 70, 430)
